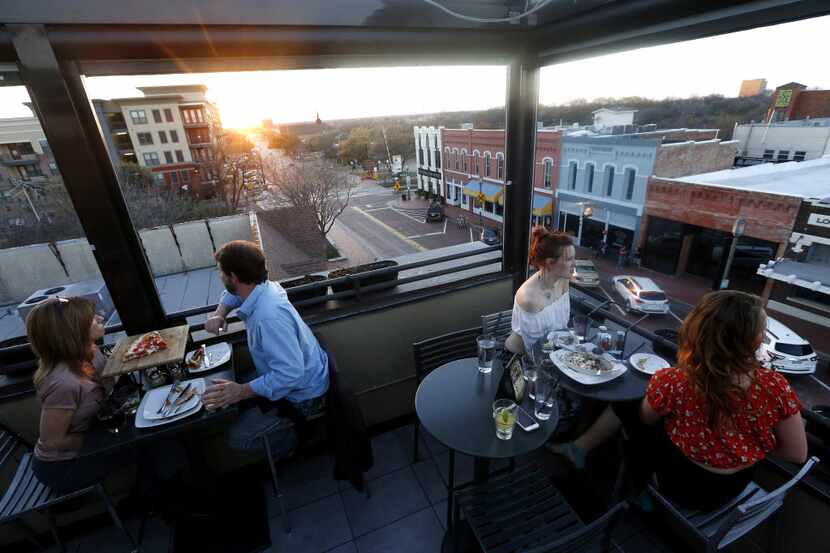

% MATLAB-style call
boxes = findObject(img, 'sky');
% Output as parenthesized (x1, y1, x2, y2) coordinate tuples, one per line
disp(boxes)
(0, 15, 828, 128)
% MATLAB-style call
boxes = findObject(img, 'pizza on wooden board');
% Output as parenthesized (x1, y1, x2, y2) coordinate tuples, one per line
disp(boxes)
(123, 331, 169, 361)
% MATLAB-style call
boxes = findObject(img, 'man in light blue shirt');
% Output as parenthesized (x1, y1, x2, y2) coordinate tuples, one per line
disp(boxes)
(202, 241, 329, 455)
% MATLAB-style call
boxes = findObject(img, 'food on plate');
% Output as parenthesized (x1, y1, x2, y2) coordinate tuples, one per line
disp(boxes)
(123, 331, 168, 361)
(563, 351, 615, 374)
(173, 385, 198, 406)
(186, 346, 206, 368)
(636, 358, 650, 370)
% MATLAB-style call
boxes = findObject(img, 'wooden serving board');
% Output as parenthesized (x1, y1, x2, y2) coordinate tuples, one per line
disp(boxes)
(101, 325, 190, 378)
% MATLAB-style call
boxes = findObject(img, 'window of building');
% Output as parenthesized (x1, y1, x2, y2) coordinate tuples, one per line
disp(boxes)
(462, 150, 468, 172)
(585, 164, 595, 193)
(435, 149, 441, 169)
(129, 109, 147, 124)
(158, 131, 168, 144)
(624, 168, 636, 200)
(137, 132, 153, 145)
(181, 170, 191, 182)
(543, 159, 553, 188)
(496, 153, 504, 179)
(794, 151, 807, 161)
(164, 151, 174, 164)
(427, 149, 432, 166)
(455, 149, 460, 170)
(484, 200, 494, 213)
(143, 152, 160, 166)
(605, 166, 615, 196)
(763, 149, 774, 160)
(777, 150, 790, 162)
(484, 153, 491, 176)
(495, 203, 504, 216)
(164, 108, 174, 122)
(38, 139, 51, 153)
(48, 161, 59, 175)
(152, 109, 162, 123)
(170, 171, 179, 184)
(568, 161, 577, 190)
(170, 130, 179, 143)
(175, 150, 184, 163)
(474, 153, 480, 175)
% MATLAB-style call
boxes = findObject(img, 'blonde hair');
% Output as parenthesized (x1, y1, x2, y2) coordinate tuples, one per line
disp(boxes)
(27, 297, 95, 388)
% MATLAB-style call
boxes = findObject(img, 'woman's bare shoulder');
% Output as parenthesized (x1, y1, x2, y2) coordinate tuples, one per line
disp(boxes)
(515, 280, 545, 314)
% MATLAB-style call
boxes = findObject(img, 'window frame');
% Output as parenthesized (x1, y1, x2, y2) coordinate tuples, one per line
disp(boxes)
(585, 163, 595, 193)
(152, 109, 162, 123)
(164, 108, 174, 122)
(129, 109, 148, 124)
(158, 130, 168, 144)
(137, 132, 153, 145)
(170, 130, 179, 143)
(624, 167, 636, 200)
(543, 158, 553, 188)
(143, 151, 160, 166)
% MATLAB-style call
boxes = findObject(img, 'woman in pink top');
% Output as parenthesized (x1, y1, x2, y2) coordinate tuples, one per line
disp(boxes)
(28, 296, 125, 492)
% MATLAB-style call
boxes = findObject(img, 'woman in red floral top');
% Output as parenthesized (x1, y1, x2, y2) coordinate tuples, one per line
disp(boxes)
(550, 291, 808, 509)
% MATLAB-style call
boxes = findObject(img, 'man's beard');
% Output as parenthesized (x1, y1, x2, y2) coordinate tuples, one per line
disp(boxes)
(224, 283, 238, 295)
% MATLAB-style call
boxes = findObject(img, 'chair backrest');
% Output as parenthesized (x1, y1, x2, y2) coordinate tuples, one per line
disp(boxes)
(0, 424, 25, 476)
(481, 309, 513, 339)
(413, 326, 481, 382)
(711, 456, 820, 548)
(521, 502, 628, 553)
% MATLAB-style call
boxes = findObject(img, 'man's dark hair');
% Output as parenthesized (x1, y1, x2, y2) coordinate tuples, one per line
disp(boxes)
(214, 240, 268, 284)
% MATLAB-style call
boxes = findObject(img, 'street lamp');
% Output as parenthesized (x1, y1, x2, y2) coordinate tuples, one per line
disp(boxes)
(719, 216, 746, 290)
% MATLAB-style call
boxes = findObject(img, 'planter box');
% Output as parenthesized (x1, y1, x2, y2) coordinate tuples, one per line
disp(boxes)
(280, 274, 329, 303)
(327, 260, 400, 294)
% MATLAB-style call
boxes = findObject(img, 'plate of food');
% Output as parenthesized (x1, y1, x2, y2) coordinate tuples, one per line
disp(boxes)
(185, 342, 232, 373)
(123, 331, 168, 362)
(141, 378, 205, 420)
(547, 330, 578, 349)
(550, 349, 626, 385)
(629, 353, 670, 375)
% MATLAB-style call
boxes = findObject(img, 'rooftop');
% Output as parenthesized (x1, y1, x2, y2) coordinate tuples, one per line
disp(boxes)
(674, 155, 830, 199)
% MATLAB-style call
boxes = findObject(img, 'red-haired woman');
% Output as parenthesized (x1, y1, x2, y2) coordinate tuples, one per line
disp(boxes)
(506, 226, 575, 354)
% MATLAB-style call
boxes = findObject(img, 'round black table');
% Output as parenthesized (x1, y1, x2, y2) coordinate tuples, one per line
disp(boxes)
(415, 357, 559, 551)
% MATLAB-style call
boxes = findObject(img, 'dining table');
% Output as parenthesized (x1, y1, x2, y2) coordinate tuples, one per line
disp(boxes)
(415, 356, 559, 552)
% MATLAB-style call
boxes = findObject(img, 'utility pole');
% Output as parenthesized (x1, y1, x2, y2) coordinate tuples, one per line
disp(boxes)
(720, 216, 746, 290)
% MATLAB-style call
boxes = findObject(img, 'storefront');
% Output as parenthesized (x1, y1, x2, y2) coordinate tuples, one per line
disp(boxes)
(554, 193, 640, 252)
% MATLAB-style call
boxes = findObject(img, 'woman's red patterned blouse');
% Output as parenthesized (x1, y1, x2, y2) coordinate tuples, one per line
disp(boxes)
(646, 367, 801, 469)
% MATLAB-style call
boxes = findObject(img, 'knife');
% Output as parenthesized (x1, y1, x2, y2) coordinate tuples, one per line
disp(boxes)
(163, 383, 192, 417)
(157, 380, 180, 415)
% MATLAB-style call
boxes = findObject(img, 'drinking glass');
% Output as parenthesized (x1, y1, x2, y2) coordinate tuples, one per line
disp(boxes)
(534, 373, 556, 421)
(477, 334, 496, 374)
(570, 315, 588, 343)
(492, 399, 518, 440)
(610, 330, 627, 360)
(523, 343, 542, 400)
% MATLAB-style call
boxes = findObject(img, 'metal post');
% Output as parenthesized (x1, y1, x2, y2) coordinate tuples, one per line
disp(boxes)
(720, 235, 739, 290)
(503, 54, 539, 292)
(9, 24, 169, 334)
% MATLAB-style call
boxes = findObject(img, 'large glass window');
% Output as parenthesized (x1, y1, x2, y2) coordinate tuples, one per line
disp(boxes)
(585, 164, 595, 192)
(543, 159, 553, 188)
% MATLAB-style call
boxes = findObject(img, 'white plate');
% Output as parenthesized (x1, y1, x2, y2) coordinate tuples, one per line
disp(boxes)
(550, 349, 627, 385)
(135, 401, 202, 428)
(186, 342, 232, 374)
(141, 378, 206, 420)
(629, 353, 670, 375)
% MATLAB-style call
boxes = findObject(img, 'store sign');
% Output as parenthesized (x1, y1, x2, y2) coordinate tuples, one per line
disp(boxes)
(775, 89, 793, 108)
(418, 168, 441, 180)
(808, 213, 830, 229)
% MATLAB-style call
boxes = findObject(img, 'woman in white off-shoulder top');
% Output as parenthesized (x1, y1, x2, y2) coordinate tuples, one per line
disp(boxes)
(506, 227, 575, 354)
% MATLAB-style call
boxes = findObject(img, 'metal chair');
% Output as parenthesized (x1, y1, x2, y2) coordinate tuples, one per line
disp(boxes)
(454, 463, 627, 553)
(0, 424, 138, 552)
(481, 309, 513, 349)
(647, 456, 819, 553)
(412, 326, 481, 463)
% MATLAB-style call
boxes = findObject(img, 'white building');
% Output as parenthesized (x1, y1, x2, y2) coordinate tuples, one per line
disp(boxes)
(413, 126, 443, 196)
(734, 118, 830, 164)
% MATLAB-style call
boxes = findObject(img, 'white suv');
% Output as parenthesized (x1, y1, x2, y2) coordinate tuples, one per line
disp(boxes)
(612, 275, 670, 315)
(760, 317, 818, 374)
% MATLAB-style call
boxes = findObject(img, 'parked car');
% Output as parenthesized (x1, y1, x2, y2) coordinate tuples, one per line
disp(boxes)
(760, 316, 818, 374)
(426, 202, 444, 223)
(480, 227, 501, 245)
(572, 259, 600, 287)
(611, 275, 670, 314)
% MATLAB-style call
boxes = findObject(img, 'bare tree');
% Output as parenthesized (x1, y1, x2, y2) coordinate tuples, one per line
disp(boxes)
(262, 157, 356, 239)
(215, 131, 261, 210)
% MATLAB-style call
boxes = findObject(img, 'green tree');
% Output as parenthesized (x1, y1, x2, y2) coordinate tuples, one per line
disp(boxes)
(338, 127, 374, 164)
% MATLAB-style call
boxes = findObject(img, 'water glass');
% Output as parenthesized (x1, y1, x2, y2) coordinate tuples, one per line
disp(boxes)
(522, 363, 538, 400)
(610, 330, 626, 360)
(534, 373, 556, 421)
(477, 334, 496, 373)
(570, 315, 588, 342)
(493, 399, 518, 440)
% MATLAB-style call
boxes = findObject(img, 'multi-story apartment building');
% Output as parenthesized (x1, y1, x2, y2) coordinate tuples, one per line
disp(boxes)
(93, 84, 222, 198)
(0, 105, 59, 185)
(413, 126, 443, 196)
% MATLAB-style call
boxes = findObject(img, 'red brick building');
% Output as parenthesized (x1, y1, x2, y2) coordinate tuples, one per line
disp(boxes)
(437, 128, 562, 229)
(641, 175, 802, 294)
(766, 82, 830, 122)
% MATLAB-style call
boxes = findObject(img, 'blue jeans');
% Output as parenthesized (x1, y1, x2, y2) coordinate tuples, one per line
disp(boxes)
(227, 396, 325, 458)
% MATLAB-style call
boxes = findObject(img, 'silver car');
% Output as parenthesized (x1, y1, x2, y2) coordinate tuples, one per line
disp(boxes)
(612, 275, 670, 314)
(572, 260, 600, 287)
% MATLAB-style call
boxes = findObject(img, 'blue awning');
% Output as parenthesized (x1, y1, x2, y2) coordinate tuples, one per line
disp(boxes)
(462, 180, 503, 203)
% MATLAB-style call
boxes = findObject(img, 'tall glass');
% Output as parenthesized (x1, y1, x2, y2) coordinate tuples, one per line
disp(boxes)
(570, 315, 588, 343)
(477, 334, 496, 374)
(534, 373, 556, 421)
(493, 399, 518, 440)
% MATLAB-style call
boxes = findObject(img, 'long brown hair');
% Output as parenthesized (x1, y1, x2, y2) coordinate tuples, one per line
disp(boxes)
(677, 290, 766, 429)
(27, 297, 96, 388)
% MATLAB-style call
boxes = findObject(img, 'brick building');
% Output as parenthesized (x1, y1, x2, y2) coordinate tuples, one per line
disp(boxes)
(766, 82, 830, 123)
(641, 161, 813, 296)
